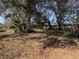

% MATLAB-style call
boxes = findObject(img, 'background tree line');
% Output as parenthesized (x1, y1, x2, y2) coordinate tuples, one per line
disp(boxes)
(0, 0, 79, 34)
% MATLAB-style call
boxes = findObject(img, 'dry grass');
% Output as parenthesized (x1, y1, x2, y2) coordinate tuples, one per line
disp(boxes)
(0, 30, 79, 59)
(0, 29, 15, 37)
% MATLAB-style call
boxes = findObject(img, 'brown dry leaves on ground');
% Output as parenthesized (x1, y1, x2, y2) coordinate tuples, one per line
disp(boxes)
(0, 31, 79, 59)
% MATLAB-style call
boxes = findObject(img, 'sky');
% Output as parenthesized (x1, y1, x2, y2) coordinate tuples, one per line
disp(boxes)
(0, 9, 12, 24)
(0, 0, 78, 25)
(0, 6, 78, 25)
(36, 1, 78, 25)
(36, 4, 57, 25)
(43, 9, 57, 25)
(0, 9, 77, 25)
(0, 16, 6, 24)
(0, 7, 58, 25)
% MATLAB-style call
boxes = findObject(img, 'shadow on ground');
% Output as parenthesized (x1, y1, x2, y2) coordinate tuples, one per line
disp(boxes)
(43, 36, 77, 49)
(46, 30, 64, 36)
(65, 30, 79, 39)
(43, 30, 78, 49)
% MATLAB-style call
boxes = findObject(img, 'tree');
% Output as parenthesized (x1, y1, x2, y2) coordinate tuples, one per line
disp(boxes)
(1, 0, 37, 33)
(2, 0, 78, 32)
(54, 0, 68, 30)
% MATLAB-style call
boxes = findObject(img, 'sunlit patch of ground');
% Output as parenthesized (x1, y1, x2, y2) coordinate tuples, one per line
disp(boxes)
(0, 30, 79, 59)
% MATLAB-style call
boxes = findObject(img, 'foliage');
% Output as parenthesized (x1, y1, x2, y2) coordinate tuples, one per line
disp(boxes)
(1, 0, 79, 32)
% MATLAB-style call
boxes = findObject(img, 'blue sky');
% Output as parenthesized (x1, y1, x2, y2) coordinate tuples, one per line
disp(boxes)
(0, 16, 6, 24)
(44, 9, 57, 25)
(0, 0, 78, 25)
(0, 7, 58, 25)
(0, 9, 11, 24)
(0, 8, 77, 25)
(36, 2, 78, 25)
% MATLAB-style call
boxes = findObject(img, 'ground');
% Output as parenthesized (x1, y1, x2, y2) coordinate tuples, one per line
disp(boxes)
(0, 29, 79, 59)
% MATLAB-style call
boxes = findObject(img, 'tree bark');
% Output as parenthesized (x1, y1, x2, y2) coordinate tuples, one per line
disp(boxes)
(57, 0, 64, 30)
(57, 15, 62, 30)
(48, 20, 52, 30)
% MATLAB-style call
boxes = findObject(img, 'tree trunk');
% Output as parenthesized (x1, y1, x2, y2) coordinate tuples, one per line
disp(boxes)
(57, 16, 62, 30)
(48, 20, 52, 30)
(57, 0, 64, 30)
(27, 14, 32, 32)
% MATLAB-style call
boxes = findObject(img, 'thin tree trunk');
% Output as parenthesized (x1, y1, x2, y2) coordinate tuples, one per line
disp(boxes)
(48, 20, 52, 30)
(57, 0, 64, 30)
(27, 13, 32, 32)
(57, 16, 62, 30)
